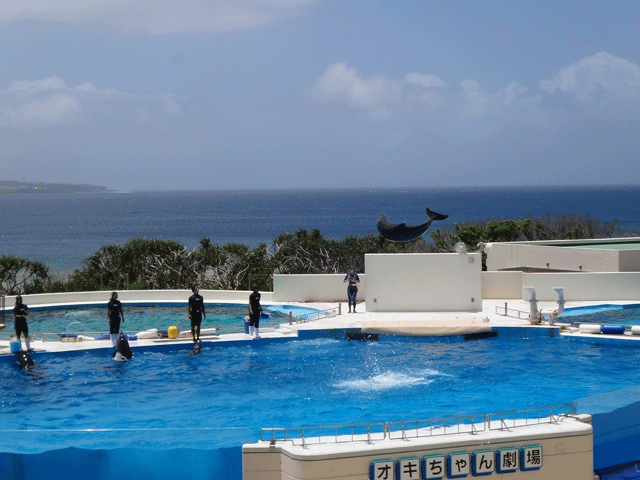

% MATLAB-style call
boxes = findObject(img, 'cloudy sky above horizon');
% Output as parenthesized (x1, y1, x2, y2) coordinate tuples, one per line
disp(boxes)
(1, 0, 639, 191)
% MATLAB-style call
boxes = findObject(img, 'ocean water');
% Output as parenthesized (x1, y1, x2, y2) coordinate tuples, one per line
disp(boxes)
(2, 185, 640, 272)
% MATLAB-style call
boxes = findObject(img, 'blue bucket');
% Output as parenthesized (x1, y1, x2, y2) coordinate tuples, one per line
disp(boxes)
(10, 341, 21, 353)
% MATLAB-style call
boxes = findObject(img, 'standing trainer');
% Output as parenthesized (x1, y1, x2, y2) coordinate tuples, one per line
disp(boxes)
(106, 291, 124, 347)
(187, 286, 206, 343)
(248, 284, 262, 339)
(13, 295, 31, 352)
(343, 269, 360, 313)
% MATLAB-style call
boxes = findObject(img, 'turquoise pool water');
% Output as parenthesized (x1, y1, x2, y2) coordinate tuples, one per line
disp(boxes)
(560, 304, 640, 326)
(3, 327, 640, 478)
(2, 303, 318, 337)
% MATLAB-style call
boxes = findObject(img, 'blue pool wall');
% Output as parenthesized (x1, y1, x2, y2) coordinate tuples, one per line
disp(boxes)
(0, 446, 243, 480)
(3, 326, 640, 479)
(591, 402, 640, 471)
(575, 386, 640, 471)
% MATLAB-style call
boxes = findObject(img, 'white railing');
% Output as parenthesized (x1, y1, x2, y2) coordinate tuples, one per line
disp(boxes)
(260, 403, 575, 448)
(287, 306, 341, 324)
(488, 404, 574, 430)
(495, 302, 531, 320)
(260, 422, 387, 446)
(387, 414, 487, 440)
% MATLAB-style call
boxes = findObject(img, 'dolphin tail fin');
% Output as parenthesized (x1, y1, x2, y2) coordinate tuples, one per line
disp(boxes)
(426, 208, 448, 221)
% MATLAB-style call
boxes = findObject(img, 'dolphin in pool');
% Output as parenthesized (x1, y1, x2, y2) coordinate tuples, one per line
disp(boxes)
(17, 351, 35, 370)
(112, 332, 133, 361)
(377, 208, 448, 245)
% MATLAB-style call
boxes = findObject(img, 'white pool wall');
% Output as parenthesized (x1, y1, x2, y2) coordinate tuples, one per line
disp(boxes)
(243, 414, 594, 480)
(1, 289, 273, 308)
(364, 252, 482, 312)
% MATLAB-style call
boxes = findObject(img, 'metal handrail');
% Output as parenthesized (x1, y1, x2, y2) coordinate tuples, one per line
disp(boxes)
(288, 306, 340, 324)
(387, 413, 487, 440)
(260, 422, 387, 447)
(487, 403, 574, 431)
(495, 303, 531, 320)
(260, 403, 575, 447)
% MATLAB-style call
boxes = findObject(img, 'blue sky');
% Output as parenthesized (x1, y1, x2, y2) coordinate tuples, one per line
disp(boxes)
(1, 0, 639, 191)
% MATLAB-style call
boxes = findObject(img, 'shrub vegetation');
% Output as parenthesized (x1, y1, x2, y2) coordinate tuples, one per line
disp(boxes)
(0, 214, 626, 295)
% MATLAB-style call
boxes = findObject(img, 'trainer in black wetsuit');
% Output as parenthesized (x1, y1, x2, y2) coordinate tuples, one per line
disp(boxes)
(13, 295, 31, 351)
(343, 270, 360, 313)
(248, 285, 262, 339)
(106, 291, 124, 347)
(187, 286, 206, 343)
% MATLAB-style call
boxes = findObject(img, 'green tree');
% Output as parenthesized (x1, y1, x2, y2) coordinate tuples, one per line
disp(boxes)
(54, 213, 626, 293)
(70, 238, 199, 290)
(0, 255, 50, 295)
(197, 240, 253, 290)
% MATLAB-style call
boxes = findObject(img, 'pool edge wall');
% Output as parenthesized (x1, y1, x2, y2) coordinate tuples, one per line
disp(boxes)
(242, 414, 594, 480)
(0, 446, 243, 480)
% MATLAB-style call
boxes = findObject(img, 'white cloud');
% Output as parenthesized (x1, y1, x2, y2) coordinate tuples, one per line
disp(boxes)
(311, 62, 461, 119)
(404, 73, 448, 89)
(1, 93, 79, 127)
(311, 63, 403, 108)
(0, 0, 319, 34)
(312, 54, 640, 129)
(459, 79, 488, 116)
(0, 77, 181, 129)
(10, 76, 67, 93)
(75, 82, 97, 93)
(312, 62, 533, 122)
(539, 52, 640, 102)
(495, 81, 529, 105)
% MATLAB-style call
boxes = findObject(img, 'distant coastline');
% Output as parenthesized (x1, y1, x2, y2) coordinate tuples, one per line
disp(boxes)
(0, 180, 109, 194)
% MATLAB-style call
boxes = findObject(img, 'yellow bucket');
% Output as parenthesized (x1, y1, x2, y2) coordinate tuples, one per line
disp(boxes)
(168, 325, 178, 339)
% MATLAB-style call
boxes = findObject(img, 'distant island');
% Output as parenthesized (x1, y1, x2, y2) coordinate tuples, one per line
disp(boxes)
(0, 180, 110, 194)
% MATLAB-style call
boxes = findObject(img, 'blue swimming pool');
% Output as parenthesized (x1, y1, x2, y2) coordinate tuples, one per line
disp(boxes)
(560, 304, 640, 326)
(3, 327, 640, 479)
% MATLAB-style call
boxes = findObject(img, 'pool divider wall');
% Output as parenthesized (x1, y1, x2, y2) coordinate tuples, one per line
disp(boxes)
(0, 289, 275, 309)
(242, 414, 594, 480)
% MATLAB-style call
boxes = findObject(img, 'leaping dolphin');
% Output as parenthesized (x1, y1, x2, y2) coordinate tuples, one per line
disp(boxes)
(377, 208, 448, 245)
(112, 332, 133, 361)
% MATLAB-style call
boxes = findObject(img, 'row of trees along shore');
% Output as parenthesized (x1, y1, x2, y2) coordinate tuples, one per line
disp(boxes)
(0, 214, 631, 296)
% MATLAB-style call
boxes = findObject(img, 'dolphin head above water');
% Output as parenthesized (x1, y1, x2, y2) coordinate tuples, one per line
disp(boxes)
(17, 351, 34, 370)
(112, 332, 133, 360)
